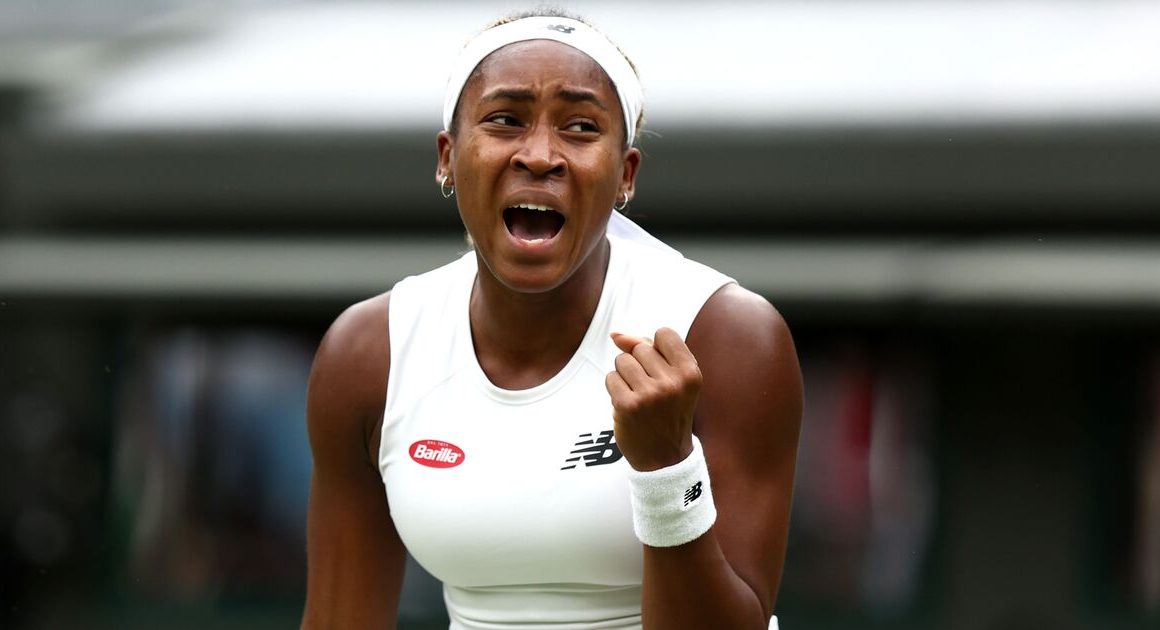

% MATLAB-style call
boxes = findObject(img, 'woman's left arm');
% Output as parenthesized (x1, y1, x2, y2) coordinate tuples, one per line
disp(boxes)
(607, 284, 802, 629)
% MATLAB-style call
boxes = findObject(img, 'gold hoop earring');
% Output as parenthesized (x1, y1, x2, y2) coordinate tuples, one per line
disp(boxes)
(614, 192, 629, 211)
(440, 176, 455, 199)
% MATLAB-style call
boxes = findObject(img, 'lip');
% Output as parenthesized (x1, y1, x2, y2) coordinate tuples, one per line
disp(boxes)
(501, 191, 567, 216)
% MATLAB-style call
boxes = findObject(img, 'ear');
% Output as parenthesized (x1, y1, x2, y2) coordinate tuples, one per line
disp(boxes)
(619, 147, 642, 202)
(435, 130, 454, 185)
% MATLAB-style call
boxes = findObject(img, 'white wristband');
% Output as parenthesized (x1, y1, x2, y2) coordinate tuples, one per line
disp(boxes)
(625, 435, 717, 547)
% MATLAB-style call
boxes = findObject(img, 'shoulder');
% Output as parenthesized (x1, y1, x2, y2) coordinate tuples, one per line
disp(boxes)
(307, 291, 392, 467)
(313, 291, 392, 387)
(322, 289, 391, 347)
(689, 283, 793, 357)
(686, 284, 802, 458)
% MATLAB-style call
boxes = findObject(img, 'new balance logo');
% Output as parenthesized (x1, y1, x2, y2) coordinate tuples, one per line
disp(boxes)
(560, 430, 622, 470)
(683, 481, 703, 506)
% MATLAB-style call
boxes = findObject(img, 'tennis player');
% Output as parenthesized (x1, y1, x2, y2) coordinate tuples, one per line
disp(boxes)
(302, 9, 801, 629)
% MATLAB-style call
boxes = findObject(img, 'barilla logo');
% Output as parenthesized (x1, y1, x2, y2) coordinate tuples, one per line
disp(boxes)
(409, 439, 465, 468)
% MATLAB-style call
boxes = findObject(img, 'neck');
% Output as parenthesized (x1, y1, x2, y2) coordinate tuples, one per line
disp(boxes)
(469, 238, 610, 390)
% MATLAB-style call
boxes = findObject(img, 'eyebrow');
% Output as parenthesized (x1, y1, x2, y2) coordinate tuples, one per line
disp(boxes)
(479, 86, 609, 112)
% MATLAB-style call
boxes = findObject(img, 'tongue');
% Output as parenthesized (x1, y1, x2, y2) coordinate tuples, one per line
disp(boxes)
(506, 208, 562, 241)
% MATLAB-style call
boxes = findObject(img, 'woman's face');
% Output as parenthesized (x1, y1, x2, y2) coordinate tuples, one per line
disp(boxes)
(437, 39, 641, 294)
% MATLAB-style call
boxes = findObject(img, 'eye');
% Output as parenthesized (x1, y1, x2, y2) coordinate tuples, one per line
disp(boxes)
(485, 114, 521, 127)
(564, 120, 599, 133)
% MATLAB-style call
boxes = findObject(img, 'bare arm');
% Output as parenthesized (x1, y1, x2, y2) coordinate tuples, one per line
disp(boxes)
(608, 284, 803, 629)
(302, 293, 407, 630)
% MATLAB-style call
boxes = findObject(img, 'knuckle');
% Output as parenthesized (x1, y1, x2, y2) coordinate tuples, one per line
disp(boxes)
(654, 386, 679, 406)
(682, 363, 703, 385)
(619, 396, 643, 415)
(668, 373, 698, 398)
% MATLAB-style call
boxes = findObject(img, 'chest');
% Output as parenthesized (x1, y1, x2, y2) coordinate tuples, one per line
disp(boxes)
(381, 367, 643, 588)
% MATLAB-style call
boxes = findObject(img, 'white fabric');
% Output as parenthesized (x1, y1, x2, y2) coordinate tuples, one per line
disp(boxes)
(625, 435, 717, 548)
(606, 211, 678, 256)
(381, 234, 733, 628)
(443, 16, 644, 147)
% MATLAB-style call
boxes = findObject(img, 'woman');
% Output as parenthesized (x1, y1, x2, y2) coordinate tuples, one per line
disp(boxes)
(302, 10, 802, 630)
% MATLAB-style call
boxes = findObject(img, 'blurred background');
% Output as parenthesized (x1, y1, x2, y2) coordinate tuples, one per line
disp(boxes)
(2, 0, 1159, 628)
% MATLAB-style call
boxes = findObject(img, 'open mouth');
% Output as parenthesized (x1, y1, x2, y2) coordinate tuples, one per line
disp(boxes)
(503, 203, 565, 244)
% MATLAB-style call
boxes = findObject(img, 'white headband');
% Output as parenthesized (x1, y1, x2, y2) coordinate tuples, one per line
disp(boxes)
(442, 16, 643, 147)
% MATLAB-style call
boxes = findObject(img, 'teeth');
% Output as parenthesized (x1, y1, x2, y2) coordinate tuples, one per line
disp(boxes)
(513, 203, 555, 212)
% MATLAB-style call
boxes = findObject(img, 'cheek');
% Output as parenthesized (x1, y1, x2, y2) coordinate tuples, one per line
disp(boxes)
(594, 146, 625, 176)
(453, 136, 495, 170)
(454, 145, 480, 173)
(581, 153, 624, 191)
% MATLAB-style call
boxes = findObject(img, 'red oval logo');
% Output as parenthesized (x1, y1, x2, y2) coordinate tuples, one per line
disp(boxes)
(409, 439, 465, 469)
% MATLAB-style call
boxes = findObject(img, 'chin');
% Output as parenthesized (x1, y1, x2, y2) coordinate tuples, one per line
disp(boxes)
(491, 261, 572, 295)
(473, 225, 605, 295)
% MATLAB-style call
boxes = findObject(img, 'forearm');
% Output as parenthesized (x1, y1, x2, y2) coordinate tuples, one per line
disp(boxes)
(640, 527, 768, 629)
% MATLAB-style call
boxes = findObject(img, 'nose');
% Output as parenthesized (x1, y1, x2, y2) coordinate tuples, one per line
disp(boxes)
(511, 124, 566, 178)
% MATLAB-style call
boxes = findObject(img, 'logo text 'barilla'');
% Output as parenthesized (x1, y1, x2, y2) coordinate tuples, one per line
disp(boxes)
(409, 439, 465, 468)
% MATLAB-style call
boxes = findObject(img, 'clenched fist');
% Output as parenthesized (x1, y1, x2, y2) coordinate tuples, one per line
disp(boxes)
(605, 327, 700, 472)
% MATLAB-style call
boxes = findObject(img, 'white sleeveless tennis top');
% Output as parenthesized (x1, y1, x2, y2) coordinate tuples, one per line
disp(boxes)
(380, 234, 734, 629)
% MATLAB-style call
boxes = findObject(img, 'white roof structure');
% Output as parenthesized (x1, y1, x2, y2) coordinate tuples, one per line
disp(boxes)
(49, 0, 1160, 132)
